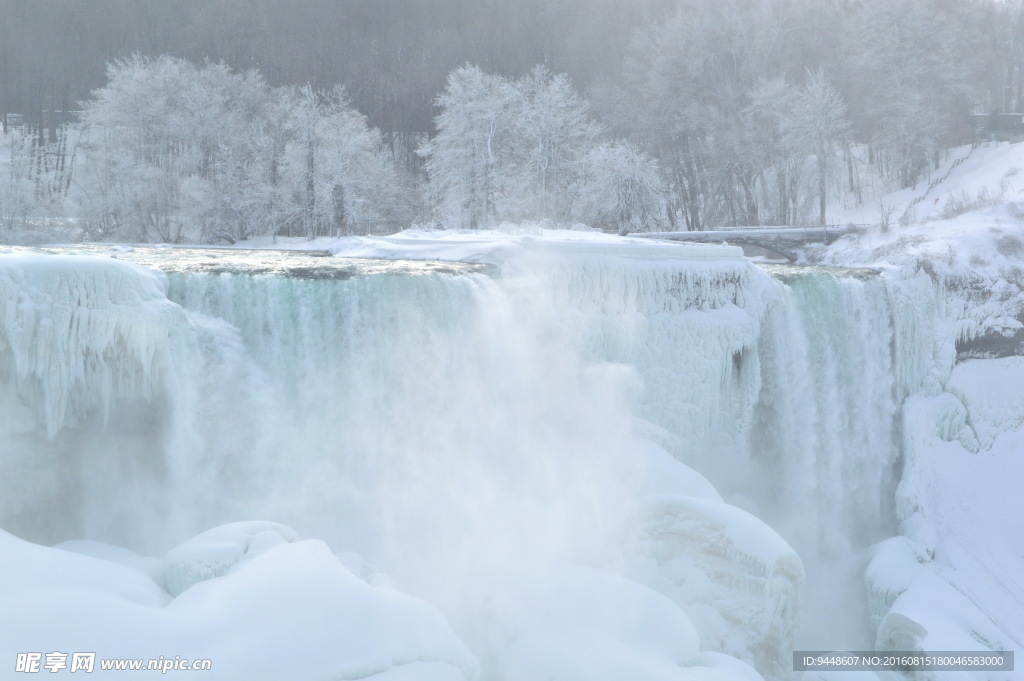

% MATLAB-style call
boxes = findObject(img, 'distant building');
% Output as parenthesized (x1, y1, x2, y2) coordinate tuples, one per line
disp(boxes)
(2, 113, 25, 132)
(970, 111, 1024, 139)
(2, 111, 81, 137)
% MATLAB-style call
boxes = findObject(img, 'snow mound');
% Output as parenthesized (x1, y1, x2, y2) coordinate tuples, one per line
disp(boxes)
(948, 357, 1024, 449)
(0, 529, 169, 610)
(0, 526, 479, 680)
(477, 567, 707, 681)
(166, 537, 480, 680)
(625, 495, 804, 679)
(879, 573, 1010, 663)
(879, 380, 1024, 674)
(55, 539, 167, 588)
(864, 536, 930, 629)
(624, 439, 724, 501)
(163, 521, 300, 596)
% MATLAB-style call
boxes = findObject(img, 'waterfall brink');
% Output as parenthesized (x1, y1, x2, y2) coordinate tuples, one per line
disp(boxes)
(0, 244, 940, 680)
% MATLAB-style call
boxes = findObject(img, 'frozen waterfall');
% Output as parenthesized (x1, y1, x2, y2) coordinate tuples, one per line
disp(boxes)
(0, 242, 977, 680)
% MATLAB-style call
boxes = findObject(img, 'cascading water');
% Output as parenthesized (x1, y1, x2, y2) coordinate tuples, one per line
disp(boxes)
(0, 241, 950, 680)
(749, 269, 901, 650)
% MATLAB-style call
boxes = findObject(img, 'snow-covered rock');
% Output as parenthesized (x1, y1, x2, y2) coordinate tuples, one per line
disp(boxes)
(0, 525, 480, 681)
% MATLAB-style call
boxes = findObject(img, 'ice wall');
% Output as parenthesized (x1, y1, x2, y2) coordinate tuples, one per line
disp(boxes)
(0, 254, 195, 545)
(0, 254, 181, 438)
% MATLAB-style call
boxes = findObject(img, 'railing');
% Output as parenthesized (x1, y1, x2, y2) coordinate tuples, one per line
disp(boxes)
(639, 224, 863, 245)
(900, 142, 981, 223)
(705, 224, 863, 243)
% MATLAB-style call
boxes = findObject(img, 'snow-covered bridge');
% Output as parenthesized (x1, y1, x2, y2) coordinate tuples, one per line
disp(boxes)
(633, 225, 855, 261)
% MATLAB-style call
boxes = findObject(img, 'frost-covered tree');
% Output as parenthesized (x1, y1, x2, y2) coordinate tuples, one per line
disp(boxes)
(741, 73, 851, 226)
(75, 56, 402, 243)
(576, 142, 664, 235)
(76, 56, 255, 242)
(0, 121, 77, 235)
(0, 128, 37, 231)
(786, 71, 851, 226)
(3, 0, 1021, 222)
(743, 78, 803, 226)
(281, 85, 400, 238)
(842, 0, 987, 187)
(421, 63, 602, 228)
(511, 66, 601, 221)
(232, 87, 295, 241)
(420, 65, 517, 229)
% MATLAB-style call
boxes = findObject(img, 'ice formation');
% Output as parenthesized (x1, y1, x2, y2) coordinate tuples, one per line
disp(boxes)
(0, 253, 182, 437)
(162, 521, 300, 597)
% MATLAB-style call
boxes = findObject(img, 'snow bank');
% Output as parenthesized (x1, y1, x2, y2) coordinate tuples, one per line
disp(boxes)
(818, 142, 1024, 366)
(162, 521, 300, 596)
(948, 357, 1024, 449)
(894, 387, 1024, 656)
(625, 495, 803, 679)
(239, 225, 746, 266)
(475, 567, 704, 681)
(0, 524, 480, 681)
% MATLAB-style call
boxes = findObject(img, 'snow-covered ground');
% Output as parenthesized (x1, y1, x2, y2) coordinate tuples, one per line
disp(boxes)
(236, 221, 745, 265)
(828, 142, 1024, 228)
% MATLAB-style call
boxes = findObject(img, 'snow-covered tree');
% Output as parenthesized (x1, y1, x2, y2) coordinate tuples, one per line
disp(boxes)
(280, 85, 400, 238)
(741, 72, 851, 227)
(0, 128, 37, 231)
(419, 65, 517, 229)
(576, 142, 664, 235)
(229, 87, 294, 241)
(76, 56, 251, 242)
(0, 120, 77, 235)
(75, 56, 403, 243)
(786, 71, 851, 226)
(743, 77, 803, 226)
(843, 0, 987, 188)
(511, 66, 601, 221)
(421, 63, 602, 228)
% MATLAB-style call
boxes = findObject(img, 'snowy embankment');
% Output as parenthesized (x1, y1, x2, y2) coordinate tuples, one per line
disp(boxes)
(238, 221, 745, 265)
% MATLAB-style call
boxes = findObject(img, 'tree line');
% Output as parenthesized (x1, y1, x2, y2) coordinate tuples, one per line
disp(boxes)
(2, 0, 1023, 239)
(1, 56, 672, 239)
